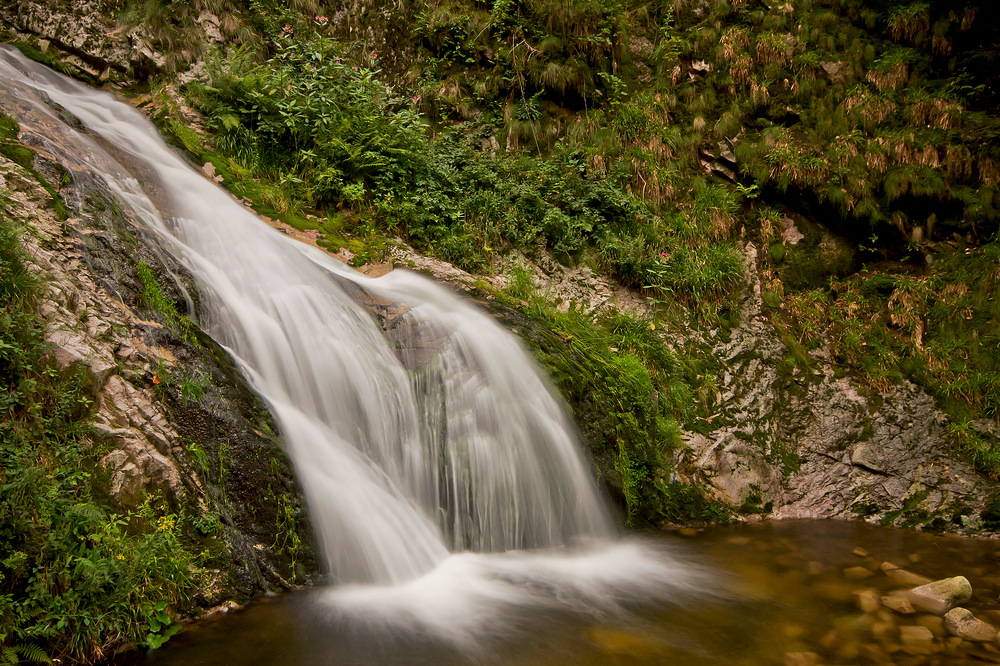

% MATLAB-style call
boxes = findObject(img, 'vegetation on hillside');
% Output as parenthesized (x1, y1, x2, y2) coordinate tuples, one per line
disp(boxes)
(104, 0, 1000, 516)
(0, 117, 197, 662)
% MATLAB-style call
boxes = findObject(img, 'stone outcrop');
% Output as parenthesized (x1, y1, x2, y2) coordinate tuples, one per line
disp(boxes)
(672, 243, 994, 528)
(0, 0, 163, 82)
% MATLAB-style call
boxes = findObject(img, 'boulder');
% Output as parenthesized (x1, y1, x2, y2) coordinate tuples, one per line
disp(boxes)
(943, 608, 999, 642)
(907, 576, 973, 615)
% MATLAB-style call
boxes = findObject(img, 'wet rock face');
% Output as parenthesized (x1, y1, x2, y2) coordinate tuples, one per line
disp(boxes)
(674, 243, 993, 529)
(1, 138, 316, 607)
(75, 184, 318, 598)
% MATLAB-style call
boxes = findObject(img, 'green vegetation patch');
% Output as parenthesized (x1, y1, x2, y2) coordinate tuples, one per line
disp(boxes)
(489, 267, 731, 525)
(0, 137, 199, 663)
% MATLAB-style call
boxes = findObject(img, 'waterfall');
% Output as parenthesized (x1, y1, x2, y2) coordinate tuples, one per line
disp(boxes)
(0, 45, 706, 647)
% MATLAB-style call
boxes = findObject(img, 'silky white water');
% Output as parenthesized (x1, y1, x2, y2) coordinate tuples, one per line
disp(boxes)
(0, 45, 708, 645)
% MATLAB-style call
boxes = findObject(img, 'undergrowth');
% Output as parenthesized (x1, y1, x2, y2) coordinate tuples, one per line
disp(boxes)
(0, 143, 197, 662)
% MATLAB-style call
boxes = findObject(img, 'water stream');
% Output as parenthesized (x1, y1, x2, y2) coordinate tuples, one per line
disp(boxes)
(0, 44, 710, 653)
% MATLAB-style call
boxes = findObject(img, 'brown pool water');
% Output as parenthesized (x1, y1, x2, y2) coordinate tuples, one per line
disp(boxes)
(130, 520, 1000, 665)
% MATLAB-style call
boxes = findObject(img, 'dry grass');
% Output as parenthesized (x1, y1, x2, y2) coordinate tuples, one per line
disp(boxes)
(720, 27, 750, 61)
(755, 32, 789, 67)
(729, 54, 753, 86)
(910, 97, 963, 129)
(979, 158, 1000, 187)
(842, 92, 897, 127)
(889, 4, 930, 43)
(944, 145, 972, 179)
(749, 79, 770, 106)
(866, 62, 908, 91)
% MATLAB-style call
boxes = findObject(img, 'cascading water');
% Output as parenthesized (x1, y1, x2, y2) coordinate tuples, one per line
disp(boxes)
(0, 45, 709, 652)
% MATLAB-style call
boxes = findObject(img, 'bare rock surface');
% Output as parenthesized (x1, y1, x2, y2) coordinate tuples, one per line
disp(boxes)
(0, 0, 163, 81)
(1, 157, 186, 507)
(672, 242, 993, 527)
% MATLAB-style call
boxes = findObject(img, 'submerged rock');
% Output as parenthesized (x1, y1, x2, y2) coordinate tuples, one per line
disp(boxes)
(884, 565, 933, 587)
(844, 565, 874, 581)
(899, 624, 934, 655)
(881, 592, 915, 614)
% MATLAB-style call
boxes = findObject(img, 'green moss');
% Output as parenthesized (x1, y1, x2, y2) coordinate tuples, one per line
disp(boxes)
(981, 493, 1000, 531)
(0, 112, 69, 219)
(8, 41, 99, 86)
(739, 485, 773, 515)
(0, 114, 35, 169)
(861, 274, 897, 297)
(768, 242, 786, 263)
(657, 481, 732, 525)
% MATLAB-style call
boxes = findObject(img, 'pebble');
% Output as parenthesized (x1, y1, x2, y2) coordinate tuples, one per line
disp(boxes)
(882, 592, 915, 614)
(872, 614, 897, 642)
(835, 640, 861, 661)
(784, 652, 818, 666)
(853, 547, 870, 558)
(915, 614, 945, 637)
(856, 589, 881, 613)
(818, 629, 838, 649)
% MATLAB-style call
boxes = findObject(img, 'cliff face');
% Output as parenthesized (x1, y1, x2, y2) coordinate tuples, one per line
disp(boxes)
(671, 244, 994, 528)
(0, 0, 163, 82)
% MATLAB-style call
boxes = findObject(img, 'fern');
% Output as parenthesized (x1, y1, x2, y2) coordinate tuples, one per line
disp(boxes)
(1, 644, 50, 665)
